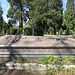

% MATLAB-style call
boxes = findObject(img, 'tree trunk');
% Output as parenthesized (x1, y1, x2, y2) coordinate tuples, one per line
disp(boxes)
(19, 2, 23, 28)
(19, 17, 23, 28)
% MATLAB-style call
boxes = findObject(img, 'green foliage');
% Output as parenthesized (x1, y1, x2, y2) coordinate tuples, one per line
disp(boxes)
(34, 26, 44, 36)
(0, 58, 8, 62)
(67, 56, 72, 61)
(59, 28, 63, 35)
(66, 68, 75, 74)
(0, 5, 3, 32)
(7, 0, 29, 28)
(20, 28, 25, 33)
(63, 0, 75, 34)
(40, 57, 49, 64)
(48, 27, 54, 34)
(40, 56, 75, 66)
(29, 0, 63, 35)
(45, 67, 56, 75)
(25, 27, 32, 36)
(12, 58, 31, 63)
(3, 21, 9, 34)
(13, 26, 32, 35)
(10, 27, 17, 35)
(48, 56, 55, 61)
(10, 27, 14, 35)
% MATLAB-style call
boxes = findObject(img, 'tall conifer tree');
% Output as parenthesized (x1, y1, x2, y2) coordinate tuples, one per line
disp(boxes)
(29, 0, 63, 34)
(7, 0, 28, 28)
(63, 0, 75, 33)
(0, 2, 3, 32)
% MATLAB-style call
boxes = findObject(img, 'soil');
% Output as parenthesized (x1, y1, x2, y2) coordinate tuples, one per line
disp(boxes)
(0, 70, 75, 75)
(0, 70, 44, 75)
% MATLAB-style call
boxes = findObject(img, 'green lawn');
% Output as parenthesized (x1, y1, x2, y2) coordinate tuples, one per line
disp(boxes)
(44, 34, 72, 38)
(13, 25, 30, 29)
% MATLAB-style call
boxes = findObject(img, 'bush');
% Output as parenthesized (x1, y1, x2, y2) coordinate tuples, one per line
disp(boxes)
(10, 27, 17, 35)
(70, 30, 73, 35)
(48, 27, 54, 34)
(63, 30, 67, 35)
(34, 26, 44, 36)
(10, 27, 14, 35)
(59, 28, 63, 35)
(19, 28, 26, 35)
(25, 27, 32, 36)
(20, 28, 25, 32)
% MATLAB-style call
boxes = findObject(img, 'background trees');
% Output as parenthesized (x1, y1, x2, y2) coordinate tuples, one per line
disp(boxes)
(63, 0, 75, 34)
(0, 3, 3, 33)
(0, 0, 75, 36)
(28, 0, 63, 35)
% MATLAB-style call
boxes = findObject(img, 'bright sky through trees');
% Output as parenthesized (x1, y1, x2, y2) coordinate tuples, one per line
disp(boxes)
(0, 0, 67, 23)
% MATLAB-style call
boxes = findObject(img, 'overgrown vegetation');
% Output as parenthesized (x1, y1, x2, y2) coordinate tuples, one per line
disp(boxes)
(0, 56, 75, 75)
(0, 56, 75, 65)
(40, 56, 75, 65)
(0, 0, 75, 36)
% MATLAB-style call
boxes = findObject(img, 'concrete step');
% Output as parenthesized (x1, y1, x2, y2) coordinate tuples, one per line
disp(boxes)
(0, 45, 75, 55)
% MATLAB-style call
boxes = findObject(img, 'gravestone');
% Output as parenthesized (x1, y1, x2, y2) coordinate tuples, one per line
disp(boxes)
(22, 29, 25, 35)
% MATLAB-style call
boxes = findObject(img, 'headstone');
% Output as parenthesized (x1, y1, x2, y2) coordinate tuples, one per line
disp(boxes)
(32, 22, 34, 36)
(22, 29, 25, 35)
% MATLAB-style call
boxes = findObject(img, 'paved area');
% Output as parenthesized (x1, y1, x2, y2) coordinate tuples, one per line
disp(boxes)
(0, 35, 75, 47)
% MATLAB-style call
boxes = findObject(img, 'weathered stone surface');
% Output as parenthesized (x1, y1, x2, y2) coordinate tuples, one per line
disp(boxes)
(0, 35, 75, 58)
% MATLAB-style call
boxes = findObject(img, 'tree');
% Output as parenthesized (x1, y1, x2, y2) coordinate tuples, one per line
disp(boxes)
(3, 21, 9, 34)
(7, 0, 29, 28)
(0, 2, 3, 32)
(47, 0, 63, 34)
(28, 0, 63, 35)
(63, 0, 75, 34)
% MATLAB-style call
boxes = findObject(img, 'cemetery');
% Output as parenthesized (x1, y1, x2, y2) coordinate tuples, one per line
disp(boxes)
(0, 35, 75, 75)
(0, 0, 75, 75)
(0, 35, 75, 59)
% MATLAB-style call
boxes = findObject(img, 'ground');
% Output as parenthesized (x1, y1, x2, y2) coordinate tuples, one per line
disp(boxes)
(0, 70, 75, 75)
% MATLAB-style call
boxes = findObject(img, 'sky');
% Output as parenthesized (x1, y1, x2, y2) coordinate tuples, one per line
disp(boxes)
(0, 0, 67, 23)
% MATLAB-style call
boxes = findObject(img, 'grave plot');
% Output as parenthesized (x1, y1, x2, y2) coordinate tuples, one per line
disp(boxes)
(0, 35, 75, 58)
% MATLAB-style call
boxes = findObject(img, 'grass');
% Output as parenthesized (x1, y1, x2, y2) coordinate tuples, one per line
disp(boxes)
(13, 25, 30, 29)
(44, 34, 72, 38)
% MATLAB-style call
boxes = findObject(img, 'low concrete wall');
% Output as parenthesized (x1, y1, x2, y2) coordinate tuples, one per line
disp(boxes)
(0, 45, 75, 58)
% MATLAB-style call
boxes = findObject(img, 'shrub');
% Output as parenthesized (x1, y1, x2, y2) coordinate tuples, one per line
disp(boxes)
(19, 28, 25, 35)
(63, 30, 67, 35)
(25, 27, 32, 36)
(34, 26, 44, 36)
(59, 28, 63, 35)
(48, 27, 54, 34)
(10, 27, 14, 35)
(10, 27, 17, 35)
